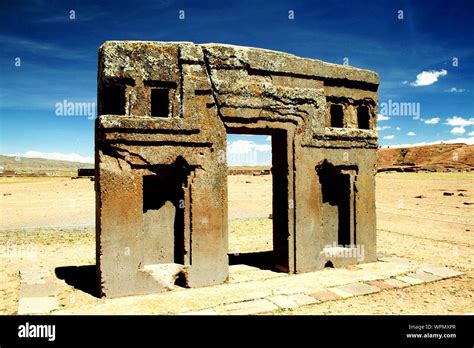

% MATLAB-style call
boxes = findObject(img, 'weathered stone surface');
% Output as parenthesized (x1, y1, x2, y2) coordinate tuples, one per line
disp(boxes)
(328, 287, 354, 299)
(312, 290, 342, 302)
(53, 258, 462, 314)
(268, 295, 300, 309)
(17, 297, 59, 315)
(218, 298, 278, 315)
(96, 41, 379, 297)
(267, 293, 318, 309)
(407, 270, 443, 283)
(367, 279, 401, 290)
(19, 282, 57, 298)
(18, 269, 59, 314)
(291, 293, 320, 306)
(381, 278, 410, 289)
(332, 282, 380, 297)
(228, 269, 286, 283)
(397, 275, 425, 285)
(419, 265, 464, 279)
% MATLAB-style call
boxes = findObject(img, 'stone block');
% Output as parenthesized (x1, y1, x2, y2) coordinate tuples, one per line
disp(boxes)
(96, 41, 379, 297)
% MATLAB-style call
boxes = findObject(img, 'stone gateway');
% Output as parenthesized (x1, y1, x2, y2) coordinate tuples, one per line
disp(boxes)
(96, 41, 379, 297)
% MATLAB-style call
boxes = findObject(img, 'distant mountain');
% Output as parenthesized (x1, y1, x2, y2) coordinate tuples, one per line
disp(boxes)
(2, 144, 473, 177)
(0, 155, 93, 176)
(377, 143, 474, 171)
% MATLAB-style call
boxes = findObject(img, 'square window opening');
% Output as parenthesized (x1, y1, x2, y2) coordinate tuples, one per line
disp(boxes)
(151, 88, 170, 117)
(102, 85, 125, 115)
(330, 104, 344, 128)
(357, 105, 370, 129)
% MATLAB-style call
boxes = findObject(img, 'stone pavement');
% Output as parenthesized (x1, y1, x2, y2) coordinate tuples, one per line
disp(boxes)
(19, 254, 463, 315)
(17, 269, 59, 315)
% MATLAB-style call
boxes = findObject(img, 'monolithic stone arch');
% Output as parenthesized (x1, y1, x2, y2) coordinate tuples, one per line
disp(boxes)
(96, 41, 379, 297)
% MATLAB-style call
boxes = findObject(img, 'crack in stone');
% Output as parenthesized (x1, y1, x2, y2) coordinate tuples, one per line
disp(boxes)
(202, 49, 226, 119)
(104, 144, 152, 166)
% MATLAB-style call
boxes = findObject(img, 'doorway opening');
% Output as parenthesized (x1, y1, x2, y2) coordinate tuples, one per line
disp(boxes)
(226, 129, 289, 272)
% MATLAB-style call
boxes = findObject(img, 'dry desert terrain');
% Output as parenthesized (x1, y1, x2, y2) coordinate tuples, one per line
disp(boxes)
(0, 172, 473, 314)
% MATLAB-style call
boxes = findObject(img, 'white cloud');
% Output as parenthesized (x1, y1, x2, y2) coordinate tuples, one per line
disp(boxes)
(382, 137, 474, 148)
(444, 87, 466, 93)
(227, 140, 271, 155)
(446, 117, 474, 137)
(407, 131, 416, 136)
(396, 127, 401, 131)
(383, 135, 395, 140)
(402, 80, 408, 85)
(450, 126, 466, 134)
(377, 125, 391, 131)
(6, 151, 94, 163)
(410, 69, 447, 87)
(424, 117, 440, 125)
(265, 136, 271, 142)
(377, 114, 390, 121)
(444, 116, 474, 127)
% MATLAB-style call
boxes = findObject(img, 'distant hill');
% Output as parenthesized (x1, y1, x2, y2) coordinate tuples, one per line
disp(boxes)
(377, 143, 474, 171)
(1, 144, 473, 177)
(0, 155, 93, 176)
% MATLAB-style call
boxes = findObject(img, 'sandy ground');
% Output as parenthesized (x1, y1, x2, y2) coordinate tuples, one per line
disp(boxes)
(0, 177, 95, 230)
(290, 172, 474, 315)
(0, 172, 472, 314)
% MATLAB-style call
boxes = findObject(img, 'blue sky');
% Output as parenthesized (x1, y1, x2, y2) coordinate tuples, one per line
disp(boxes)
(0, 0, 473, 164)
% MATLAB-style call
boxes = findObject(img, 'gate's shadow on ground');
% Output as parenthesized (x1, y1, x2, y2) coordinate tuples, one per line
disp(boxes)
(228, 251, 275, 271)
(55, 265, 100, 298)
(55, 252, 274, 297)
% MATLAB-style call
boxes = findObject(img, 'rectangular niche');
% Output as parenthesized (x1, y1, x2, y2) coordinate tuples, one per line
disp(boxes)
(142, 173, 185, 265)
(317, 162, 357, 247)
